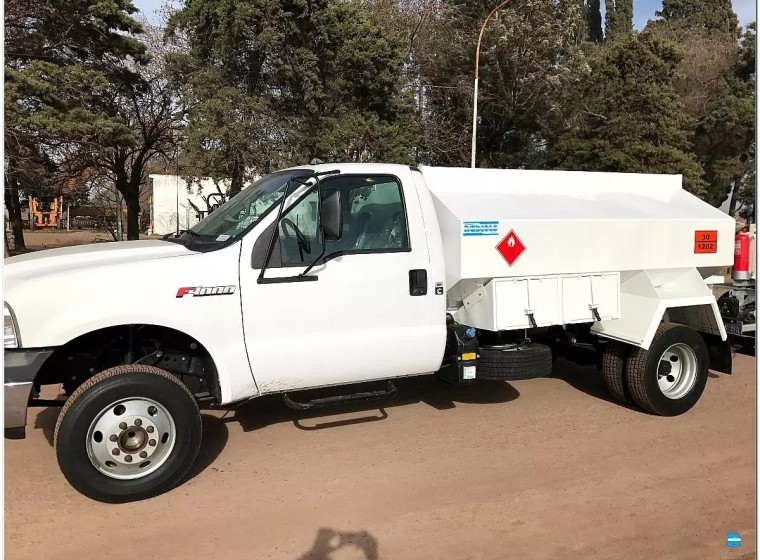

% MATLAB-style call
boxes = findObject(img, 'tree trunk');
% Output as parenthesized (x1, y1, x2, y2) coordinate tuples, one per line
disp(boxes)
(116, 196, 124, 241)
(5, 173, 26, 250)
(115, 174, 142, 241)
(229, 159, 243, 197)
(125, 195, 140, 240)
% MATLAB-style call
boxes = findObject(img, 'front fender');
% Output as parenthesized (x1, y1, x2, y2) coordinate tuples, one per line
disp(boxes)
(5, 244, 258, 404)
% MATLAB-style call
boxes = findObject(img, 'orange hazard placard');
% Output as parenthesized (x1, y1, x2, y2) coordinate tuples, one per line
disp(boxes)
(694, 230, 718, 254)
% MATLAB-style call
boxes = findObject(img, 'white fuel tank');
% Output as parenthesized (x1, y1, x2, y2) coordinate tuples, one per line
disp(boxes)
(420, 166, 735, 331)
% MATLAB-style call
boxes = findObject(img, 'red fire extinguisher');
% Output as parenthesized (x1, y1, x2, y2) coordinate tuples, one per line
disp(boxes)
(733, 232, 751, 281)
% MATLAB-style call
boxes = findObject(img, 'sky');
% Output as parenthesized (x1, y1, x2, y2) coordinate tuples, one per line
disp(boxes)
(133, 0, 756, 29)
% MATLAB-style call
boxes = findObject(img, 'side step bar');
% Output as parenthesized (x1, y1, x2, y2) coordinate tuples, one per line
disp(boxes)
(283, 381, 397, 411)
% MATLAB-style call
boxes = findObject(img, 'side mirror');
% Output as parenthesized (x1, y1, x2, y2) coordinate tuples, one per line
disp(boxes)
(321, 189, 343, 241)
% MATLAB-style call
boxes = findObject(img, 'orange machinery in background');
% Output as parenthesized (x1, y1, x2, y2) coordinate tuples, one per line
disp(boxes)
(29, 196, 63, 229)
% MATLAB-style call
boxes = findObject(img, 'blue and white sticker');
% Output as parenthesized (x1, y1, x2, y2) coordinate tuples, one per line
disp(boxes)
(463, 221, 499, 236)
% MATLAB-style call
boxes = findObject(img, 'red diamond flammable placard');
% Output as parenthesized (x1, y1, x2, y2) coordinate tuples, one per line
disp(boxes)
(496, 230, 526, 266)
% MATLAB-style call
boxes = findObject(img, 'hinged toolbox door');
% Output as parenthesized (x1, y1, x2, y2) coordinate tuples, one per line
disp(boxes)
(562, 273, 620, 324)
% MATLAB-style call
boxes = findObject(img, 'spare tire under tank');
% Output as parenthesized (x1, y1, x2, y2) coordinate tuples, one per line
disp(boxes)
(477, 342, 553, 380)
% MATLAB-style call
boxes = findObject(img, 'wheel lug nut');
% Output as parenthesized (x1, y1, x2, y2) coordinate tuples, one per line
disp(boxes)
(119, 422, 127, 430)
(149, 439, 156, 447)
(140, 451, 148, 458)
(124, 455, 133, 463)
(109, 435, 118, 442)
(112, 449, 120, 456)
(146, 426, 154, 433)
(134, 418, 142, 427)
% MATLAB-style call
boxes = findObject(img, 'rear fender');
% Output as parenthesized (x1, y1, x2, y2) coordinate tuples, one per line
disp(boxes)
(699, 332, 732, 374)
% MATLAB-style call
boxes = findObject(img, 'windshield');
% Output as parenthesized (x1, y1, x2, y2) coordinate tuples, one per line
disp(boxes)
(188, 169, 313, 240)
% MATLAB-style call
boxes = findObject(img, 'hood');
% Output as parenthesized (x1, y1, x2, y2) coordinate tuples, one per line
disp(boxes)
(4, 240, 192, 286)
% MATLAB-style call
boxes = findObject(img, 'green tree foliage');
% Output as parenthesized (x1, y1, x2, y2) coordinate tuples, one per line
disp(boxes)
(586, 0, 604, 42)
(5, 0, 754, 232)
(551, 31, 707, 196)
(647, 0, 751, 213)
(4, 0, 147, 246)
(166, 0, 419, 195)
(655, 0, 739, 36)
(83, 21, 180, 240)
(415, 0, 587, 168)
(604, 0, 633, 40)
(693, 23, 755, 215)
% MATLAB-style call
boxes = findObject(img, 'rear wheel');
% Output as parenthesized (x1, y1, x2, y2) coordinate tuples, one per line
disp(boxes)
(600, 341, 630, 404)
(54, 365, 202, 503)
(624, 323, 709, 416)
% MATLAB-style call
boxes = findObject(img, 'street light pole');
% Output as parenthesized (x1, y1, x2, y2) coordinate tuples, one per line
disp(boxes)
(471, 0, 511, 168)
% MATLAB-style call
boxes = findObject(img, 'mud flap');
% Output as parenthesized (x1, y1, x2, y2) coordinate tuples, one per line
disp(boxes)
(700, 332, 732, 374)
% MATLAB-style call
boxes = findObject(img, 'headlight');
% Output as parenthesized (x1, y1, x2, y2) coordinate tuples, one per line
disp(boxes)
(4, 304, 19, 349)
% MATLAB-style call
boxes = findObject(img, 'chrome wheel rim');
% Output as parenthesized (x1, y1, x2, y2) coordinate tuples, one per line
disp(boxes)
(657, 343, 698, 400)
(86, 398, 176, 480)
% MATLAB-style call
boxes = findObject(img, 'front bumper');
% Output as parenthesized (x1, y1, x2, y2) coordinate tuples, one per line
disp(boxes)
(4, 348, 54, 439)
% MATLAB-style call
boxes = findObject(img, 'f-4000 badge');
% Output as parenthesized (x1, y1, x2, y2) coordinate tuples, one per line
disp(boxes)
(176, 286, 236, 298)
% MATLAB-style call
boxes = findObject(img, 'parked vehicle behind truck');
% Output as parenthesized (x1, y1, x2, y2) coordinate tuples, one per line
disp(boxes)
(4, 163, 735, 502)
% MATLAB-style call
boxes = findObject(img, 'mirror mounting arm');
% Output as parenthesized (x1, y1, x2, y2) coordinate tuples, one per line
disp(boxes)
(299, 177, 330, 278)
(257, 169, 340, 284)
(300, 246, 326, 278)
(257, 175, 318, 284)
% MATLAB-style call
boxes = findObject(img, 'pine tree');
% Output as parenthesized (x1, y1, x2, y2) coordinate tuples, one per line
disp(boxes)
(694, 23, 755, 212)
(166, 0, 419, 193)
(655, 0, 739, 36)
(552, 31, 707, 196)
(587, 0, 604, 42)
(415, 0, 587, 168)
(4, 0, 147, 248)
(604, 0, 633, 40)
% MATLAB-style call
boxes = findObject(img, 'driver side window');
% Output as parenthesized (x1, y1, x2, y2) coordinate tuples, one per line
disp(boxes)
(274, 174, 409, 268)
(278, 189, 323, 266)
(324, 176, 409, 255)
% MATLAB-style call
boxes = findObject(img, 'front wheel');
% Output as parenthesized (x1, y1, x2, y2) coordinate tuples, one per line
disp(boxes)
(54, 365, 202, 503)
(624, 323, 709, 416)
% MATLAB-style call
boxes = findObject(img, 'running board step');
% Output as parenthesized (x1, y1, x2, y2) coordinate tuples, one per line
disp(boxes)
(283, 381, 397, 411)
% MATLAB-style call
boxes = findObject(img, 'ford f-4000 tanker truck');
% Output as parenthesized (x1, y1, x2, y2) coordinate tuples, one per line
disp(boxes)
(4, 164, 735, 502)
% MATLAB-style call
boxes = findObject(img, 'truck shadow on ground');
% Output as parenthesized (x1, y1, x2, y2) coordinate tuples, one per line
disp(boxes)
(296, 528, 379, 560)
(30, 377, 517, 480)
(548, 355, 629, 408)
(227, 376, 520, 434)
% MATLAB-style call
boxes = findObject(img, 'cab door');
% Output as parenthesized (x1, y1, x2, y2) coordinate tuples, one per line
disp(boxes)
(238, 171, 444, 394)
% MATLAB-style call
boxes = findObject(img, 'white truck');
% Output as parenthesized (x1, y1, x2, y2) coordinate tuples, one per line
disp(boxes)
(4, 163, 735, 502)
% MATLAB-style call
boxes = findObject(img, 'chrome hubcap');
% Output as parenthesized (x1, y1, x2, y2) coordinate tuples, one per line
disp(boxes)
(119, 426, 148, 453)
(86, 398, 176, 480)
(657, 343, 698, 399)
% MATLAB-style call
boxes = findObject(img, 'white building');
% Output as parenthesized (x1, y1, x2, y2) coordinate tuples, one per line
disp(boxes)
(149, 175, 240, 236)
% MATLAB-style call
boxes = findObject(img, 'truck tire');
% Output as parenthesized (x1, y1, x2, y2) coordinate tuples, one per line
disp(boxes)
(601, 341, 630, 404)
(477, 342, 553, 380)
(624, 323, 709, 416)
(54, 365, 202, 503)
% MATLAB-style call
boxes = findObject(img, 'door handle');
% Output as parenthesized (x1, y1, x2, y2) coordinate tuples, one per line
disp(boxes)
(409, 269, 427, 296)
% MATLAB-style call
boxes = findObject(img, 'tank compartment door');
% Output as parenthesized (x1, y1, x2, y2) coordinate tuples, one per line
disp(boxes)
(490, 277, 561, 330)
(454, 273, 620, 331)
(562, 274, 620, 324)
